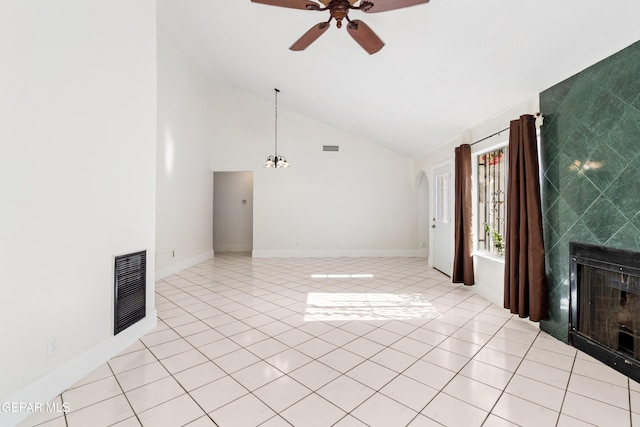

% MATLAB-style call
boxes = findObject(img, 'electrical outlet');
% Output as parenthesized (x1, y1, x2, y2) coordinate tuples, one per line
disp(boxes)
(47, 338, 58, 358)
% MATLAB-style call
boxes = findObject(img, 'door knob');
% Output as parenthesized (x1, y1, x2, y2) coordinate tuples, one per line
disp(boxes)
(431, 225, 436, 228)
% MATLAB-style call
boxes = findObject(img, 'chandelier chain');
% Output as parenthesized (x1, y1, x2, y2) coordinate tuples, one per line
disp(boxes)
(274, 88, 279, 156)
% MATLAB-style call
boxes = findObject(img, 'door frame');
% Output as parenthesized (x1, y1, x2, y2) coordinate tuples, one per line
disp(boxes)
(432, 161, 453, 276)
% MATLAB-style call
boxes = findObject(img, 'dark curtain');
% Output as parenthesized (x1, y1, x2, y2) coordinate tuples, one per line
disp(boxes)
(453, 144, 474, 285)
(504, 115, 548, 321)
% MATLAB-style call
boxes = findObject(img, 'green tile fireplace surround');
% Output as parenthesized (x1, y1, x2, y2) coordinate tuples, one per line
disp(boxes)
(539, 40, 640, 341)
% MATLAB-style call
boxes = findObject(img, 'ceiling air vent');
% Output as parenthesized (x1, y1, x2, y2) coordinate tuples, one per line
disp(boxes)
(323, 145, 339, 152)
(114, 250, 146, 335)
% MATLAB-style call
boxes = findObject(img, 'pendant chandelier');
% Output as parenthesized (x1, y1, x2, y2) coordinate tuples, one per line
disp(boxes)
(264, 88, 289, 169)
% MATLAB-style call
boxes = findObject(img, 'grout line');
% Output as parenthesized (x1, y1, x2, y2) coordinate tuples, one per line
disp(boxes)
(105, 362, 142, 427)
(556, 354, 579, 427)
(478, 326, 542, 426)
(137, 323, 221, 426)
(629, 377, 633, 427)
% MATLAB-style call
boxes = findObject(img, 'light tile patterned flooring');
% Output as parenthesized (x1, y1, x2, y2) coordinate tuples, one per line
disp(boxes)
(20, 253, 640, 427)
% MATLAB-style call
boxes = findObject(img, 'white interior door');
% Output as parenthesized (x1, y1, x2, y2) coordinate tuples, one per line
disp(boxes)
(432, 164, 452, 275)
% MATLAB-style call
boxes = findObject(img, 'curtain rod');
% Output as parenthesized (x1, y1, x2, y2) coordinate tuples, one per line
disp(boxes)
(469, 127, 510, 146)
(469, 113, 541, 146)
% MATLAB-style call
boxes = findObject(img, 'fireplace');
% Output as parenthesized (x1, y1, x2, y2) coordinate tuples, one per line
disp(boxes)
(570, 242, 640, 382)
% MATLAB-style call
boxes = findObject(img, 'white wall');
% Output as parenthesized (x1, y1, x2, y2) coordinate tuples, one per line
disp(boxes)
(0, 2, 157, 425)
(156, 31, 214, 278)
(208, 90, 420, 257)
(416, 172, 431, 261)
(213, 172, 254, 252)
(415, 97, 539, 306)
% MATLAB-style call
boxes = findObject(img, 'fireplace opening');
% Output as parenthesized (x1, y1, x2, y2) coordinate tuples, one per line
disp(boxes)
(570, 242, 640, 382)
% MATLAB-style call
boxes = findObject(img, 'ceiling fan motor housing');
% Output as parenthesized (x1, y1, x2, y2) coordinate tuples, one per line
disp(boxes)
(329, 0, 350, 28)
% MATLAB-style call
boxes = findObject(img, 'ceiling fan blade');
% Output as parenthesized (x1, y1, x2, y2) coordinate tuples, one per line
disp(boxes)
(346, 20, 384, 54)
(362, 0, 429, 13)
(290, 22, 330, 51)
(251, 0, 320, 10)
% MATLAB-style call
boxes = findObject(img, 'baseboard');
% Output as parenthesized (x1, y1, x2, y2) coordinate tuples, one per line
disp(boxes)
(252, 249, 428, 258)
(155, 250, 213, 280)
(2, 312, 157, 427)
(213, 244, 252, 252)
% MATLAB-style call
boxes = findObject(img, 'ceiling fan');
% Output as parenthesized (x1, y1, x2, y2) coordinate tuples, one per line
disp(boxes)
(251, 0, 430, 55)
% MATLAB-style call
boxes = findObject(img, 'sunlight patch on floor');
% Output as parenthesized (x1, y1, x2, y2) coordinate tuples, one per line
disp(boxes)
(304, 292, 441, 321)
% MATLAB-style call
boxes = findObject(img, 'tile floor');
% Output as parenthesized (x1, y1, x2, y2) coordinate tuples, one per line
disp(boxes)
(19, 253, 640, 427)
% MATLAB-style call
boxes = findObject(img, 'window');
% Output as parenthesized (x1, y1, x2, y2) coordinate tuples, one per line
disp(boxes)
(477, 146, 507, 256)
(435, 172, 449, 223)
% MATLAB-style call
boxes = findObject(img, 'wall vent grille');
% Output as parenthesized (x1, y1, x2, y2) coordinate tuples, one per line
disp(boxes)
(114, 250, 146, 335)
(323, 145, 339, 152)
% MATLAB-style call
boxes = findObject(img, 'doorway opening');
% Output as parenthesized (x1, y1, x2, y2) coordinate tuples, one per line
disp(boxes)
(213, 172, 254, 255)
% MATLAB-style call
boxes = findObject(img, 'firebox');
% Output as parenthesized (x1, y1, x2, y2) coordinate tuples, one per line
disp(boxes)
(569, 242, 640, 382)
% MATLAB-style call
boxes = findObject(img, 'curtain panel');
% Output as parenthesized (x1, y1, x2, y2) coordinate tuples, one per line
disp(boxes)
(503, 115, 548, 321)
(453, 144, 474, 285)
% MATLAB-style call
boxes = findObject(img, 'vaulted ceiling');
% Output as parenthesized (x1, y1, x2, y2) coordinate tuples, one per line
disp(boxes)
(158, 0, 640, 158)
